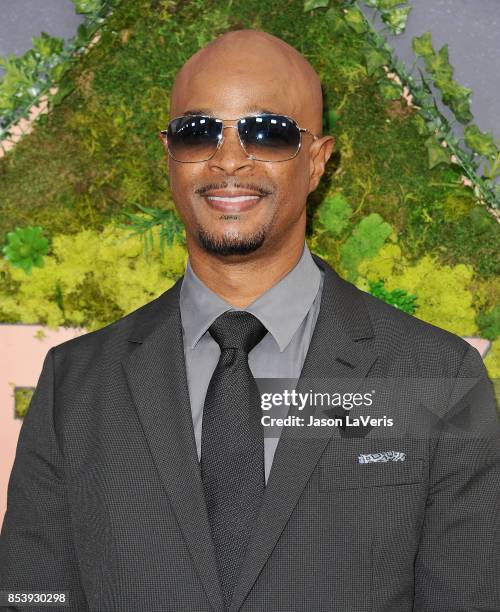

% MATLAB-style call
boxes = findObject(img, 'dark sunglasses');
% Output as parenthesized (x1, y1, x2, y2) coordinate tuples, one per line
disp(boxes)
(159, 113, 318, 163)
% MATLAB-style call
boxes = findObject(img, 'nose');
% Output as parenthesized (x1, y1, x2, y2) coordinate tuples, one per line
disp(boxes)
(207, 124, 255, 174)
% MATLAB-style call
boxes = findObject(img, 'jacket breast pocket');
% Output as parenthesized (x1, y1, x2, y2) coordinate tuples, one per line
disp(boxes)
(318, 459, 426, 492)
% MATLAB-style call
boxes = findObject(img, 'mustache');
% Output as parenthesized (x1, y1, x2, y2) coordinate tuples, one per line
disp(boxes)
(195, 182, 273, 196)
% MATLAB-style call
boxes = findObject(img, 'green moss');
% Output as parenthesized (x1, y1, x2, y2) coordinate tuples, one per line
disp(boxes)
(357, 243, 478, 336)
(483, 340, 500, 416)
(14, 387, 34, 419)
(477, 305, 500, 341)
(0, 218, 187, 331)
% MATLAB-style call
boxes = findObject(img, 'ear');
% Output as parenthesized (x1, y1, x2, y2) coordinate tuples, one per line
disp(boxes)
(308, 136, 335, 194)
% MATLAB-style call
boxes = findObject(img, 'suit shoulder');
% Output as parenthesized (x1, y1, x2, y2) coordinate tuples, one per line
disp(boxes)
(49, 283, 177, 360)
(357, 285, 472, 374)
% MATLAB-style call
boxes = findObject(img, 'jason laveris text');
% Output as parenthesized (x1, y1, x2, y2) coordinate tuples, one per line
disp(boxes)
(261, 415, 394, 427)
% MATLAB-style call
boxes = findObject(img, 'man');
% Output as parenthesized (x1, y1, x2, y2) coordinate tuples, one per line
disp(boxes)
(1, 29, 499, 612)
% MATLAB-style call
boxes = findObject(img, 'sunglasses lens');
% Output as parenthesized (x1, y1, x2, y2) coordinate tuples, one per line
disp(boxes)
(165, 114, 302, 162)
(239, 115, 300, 161)
(167, 116, 221, 162)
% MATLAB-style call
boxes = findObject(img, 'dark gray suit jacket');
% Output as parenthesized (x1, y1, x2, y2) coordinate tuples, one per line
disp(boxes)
(1, 253, 500, 611)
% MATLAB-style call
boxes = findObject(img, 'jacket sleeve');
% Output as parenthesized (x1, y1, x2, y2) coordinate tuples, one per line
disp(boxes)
(413, 344, 500, 611)
(0, 347, 88, 611)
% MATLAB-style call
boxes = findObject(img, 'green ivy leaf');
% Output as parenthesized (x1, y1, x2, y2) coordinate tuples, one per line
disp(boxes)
(49, 62, 67, 82)
(363, 46, 389, 76)
(449, 95, 473, 124)
(381, 6, 412, 35)
(0, 54, 36, 97)
(464, 124, 498, 158)
(378, 0, 409, 9)
(72, 0, 104, 14)
(434, 77, 472, 123)
(325, 9, 349, 33)
(425, 44, 453, 79)
(31, 32, 64, 60)
(344, 6, 369, 33)
(412, 32, 434, 58)
(15, 388, 35, 419)
(304, 0, 329, 12)
(425, 136, 451, 169)
(393, 59, 407, 74)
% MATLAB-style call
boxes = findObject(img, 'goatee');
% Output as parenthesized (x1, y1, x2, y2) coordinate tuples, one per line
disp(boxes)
(197, 224, 266, 256)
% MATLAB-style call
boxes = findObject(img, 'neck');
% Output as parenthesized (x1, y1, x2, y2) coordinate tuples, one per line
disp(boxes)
(186, 235, 306, 309)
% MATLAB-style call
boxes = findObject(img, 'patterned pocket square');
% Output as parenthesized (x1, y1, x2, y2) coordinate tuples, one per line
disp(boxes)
(358, 450, 406, 464)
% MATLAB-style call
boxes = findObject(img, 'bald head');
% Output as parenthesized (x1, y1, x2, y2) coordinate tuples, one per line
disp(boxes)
(170, 29, 324, 136)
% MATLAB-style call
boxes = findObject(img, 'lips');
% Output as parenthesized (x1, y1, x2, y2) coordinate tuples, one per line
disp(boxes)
(203, 190, 268, 212)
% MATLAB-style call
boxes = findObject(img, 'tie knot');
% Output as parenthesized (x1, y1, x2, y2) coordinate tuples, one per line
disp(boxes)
(208, 311, 268, 353)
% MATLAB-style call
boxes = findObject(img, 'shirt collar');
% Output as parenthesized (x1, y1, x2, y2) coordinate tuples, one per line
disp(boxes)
(179, 241, 322, 353)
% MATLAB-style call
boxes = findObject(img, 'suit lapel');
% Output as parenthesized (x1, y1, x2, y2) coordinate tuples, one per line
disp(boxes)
(228, 254, 378, 612)
(121, 253, 378, 612)
(121, 278, 225, 612)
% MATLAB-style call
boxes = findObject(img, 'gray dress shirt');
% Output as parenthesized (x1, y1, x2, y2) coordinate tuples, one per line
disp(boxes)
(179, 241, 325, 483)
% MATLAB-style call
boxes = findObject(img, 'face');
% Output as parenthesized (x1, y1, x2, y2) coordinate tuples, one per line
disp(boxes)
(163, 40, 334, 261)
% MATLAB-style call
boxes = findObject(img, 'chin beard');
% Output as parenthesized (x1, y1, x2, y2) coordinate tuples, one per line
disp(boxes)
(197, 225, 267, 256)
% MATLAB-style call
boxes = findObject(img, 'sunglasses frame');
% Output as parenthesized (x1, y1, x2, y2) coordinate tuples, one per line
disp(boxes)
(159, 113, 319, 163)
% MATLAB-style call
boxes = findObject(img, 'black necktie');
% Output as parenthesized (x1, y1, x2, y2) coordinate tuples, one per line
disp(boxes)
(201, 310, 268, 608)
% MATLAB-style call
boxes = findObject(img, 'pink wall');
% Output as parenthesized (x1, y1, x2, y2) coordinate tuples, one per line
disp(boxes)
(0, 324, 87, 527)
